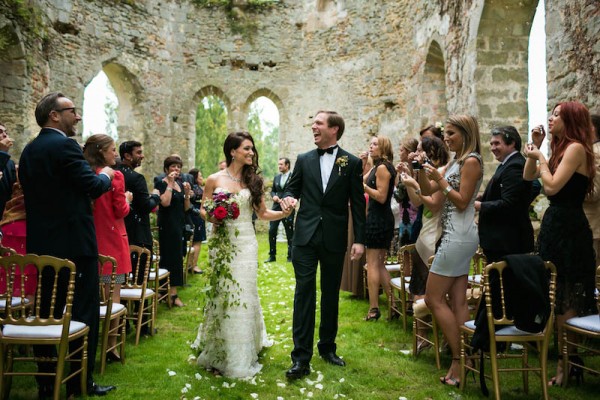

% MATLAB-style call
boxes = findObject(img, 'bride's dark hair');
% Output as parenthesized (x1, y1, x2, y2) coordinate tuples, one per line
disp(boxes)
(223, 131, 264, 209)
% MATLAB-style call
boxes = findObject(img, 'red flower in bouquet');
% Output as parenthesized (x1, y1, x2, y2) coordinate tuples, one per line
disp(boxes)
(213, 206, 228, 221)
(231, 203, 240, 219)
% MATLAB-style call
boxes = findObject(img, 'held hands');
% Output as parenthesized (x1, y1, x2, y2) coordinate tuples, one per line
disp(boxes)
(279, 196, 298, 213)
(125, 191, 133, 203)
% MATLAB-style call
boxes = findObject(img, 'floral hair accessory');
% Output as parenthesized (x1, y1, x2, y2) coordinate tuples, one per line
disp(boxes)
(434, 121, 444, 133)
(335, 155, 349, 176)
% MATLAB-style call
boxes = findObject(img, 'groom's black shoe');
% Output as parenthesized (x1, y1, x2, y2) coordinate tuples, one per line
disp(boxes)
(264, 256, 276, 263)
(286, 361, 310, 379)
(320, 352, 346, 366)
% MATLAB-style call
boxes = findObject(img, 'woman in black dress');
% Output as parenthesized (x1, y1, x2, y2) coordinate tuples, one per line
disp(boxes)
(188, 168, 206, 274)
(524, 101, 596, 386)
(156, 156, 192, 307)
(363, 135, 396, 321)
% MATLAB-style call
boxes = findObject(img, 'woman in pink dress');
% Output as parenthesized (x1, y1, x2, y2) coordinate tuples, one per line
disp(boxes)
(83, 134, 131, 362)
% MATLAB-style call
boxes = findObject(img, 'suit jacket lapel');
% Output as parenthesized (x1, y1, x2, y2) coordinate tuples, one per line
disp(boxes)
(324, 149, 345, 196)
(307, 150, 324, 194)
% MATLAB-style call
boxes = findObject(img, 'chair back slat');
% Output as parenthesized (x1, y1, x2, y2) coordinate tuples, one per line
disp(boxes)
(98, 255, 117, 310)
(399, 244, 415, 280)
(127, 245, 151, 291)
(0, 254, 76, 329)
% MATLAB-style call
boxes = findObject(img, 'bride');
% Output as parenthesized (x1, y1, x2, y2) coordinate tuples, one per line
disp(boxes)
(193, 131, 293, 378)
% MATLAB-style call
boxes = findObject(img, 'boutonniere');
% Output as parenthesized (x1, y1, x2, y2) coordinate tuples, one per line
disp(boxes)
(335, 156, 349, 176)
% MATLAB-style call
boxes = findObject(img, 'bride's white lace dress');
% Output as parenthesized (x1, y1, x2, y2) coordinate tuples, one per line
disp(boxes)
(193, 188, 272, 378)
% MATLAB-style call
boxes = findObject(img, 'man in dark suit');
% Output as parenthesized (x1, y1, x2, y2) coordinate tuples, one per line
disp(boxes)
(118, 140, 160, 250)
(475, 125, 534, 262)
(281, 110, 366, 379)
(266, 157, 294, 262)
(19, 92, 116, 398)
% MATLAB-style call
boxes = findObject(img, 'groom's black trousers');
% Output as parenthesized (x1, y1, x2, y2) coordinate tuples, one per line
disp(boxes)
(291, 224, 346, 363)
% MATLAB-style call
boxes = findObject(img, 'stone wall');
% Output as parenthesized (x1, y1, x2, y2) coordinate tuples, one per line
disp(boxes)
(0, 0, 599, 180)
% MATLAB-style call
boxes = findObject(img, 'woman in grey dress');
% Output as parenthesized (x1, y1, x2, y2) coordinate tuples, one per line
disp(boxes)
(419, 115, 483, 387)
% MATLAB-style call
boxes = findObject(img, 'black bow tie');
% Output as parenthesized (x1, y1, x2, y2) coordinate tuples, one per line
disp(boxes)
(317, 145, 338, 156)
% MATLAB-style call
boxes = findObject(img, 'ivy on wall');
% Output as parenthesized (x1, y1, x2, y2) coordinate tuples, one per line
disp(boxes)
(191, 0, 280, 38)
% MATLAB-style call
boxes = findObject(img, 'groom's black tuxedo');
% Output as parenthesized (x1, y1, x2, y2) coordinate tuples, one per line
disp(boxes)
(284, 146, 365, 363)
(478, 152, 534, 262)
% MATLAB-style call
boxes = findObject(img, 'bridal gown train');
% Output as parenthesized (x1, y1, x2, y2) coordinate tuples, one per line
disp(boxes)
(193, 188, 272, 378)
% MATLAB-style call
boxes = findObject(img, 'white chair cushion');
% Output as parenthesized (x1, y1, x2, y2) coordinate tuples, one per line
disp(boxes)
(2, 321, 87, 338)
(463, 320, 476, 330)
(389, 277, 410, 293)
(385, 263, 401, 273)
(120, 288, 154, 298)
(566, 314, 600, 333)
(495, 325, 543, 336)
(99, 303, 126, 318)
(148, 268, 169, 281)
(0, 297, 30, 308)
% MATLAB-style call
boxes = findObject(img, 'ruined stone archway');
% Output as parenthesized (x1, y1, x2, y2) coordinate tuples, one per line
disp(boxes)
(418, 40, 448, 129)
(99, 62, 146, 144)
(187, 85, 232, 170)
(242, 88, 288, 156)
(475, 0, 538, 137)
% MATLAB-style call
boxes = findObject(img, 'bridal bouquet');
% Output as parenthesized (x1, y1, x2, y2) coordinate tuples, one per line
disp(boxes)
(198, 191, 243, 361)
(203, 191, 240, 222)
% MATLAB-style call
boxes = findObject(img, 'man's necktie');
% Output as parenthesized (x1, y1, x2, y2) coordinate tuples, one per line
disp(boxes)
(317, 145, 338, 156)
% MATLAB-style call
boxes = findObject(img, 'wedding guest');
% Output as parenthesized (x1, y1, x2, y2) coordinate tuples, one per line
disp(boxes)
(19, 92, 115, 397)
(395, 137, 419, 245)
(363, 135, 396, 321)
(0, 178, 36, 302)
(420, 115, 483, 387)
(83, 134, 132, 362)
(188, 168, 206, 274)
(400, 136, 449, 352)
(155, 156, 192, 307)
(524, 102, 596, 386)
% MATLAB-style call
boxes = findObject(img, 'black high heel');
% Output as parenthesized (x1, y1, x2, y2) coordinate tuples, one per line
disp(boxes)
(365, 308, 381, 321)
(569, 356, 584, 384)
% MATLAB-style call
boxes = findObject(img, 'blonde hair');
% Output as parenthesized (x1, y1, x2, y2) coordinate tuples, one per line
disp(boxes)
(446, 115, 481, 163)
(376, 135, 394, 163)
(83, 134, 114, 169)
(401, 137, 418, 153)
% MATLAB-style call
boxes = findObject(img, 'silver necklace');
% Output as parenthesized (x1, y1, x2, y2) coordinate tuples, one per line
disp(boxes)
(225, 168, 241, 183)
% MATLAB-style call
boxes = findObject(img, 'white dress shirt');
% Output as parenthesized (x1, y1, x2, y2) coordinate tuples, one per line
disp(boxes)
(319, 147, 338, 192)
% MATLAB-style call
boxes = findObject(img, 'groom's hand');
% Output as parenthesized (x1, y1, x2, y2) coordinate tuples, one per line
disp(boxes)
(350, 243, 365, 261)
(280, 196, 297, 211)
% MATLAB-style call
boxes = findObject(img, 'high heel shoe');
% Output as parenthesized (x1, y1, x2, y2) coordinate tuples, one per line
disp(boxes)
(569, 356, 584, 384)
(106, 350, 121, 363)
(170, 294, 185, 307)
(365, 308, 381, 321)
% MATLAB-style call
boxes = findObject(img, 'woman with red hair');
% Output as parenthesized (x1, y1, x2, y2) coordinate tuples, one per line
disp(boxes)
(524, 101, 596, 386)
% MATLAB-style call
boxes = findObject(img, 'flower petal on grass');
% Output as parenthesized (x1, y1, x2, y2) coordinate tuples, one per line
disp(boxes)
(250, 393, 258, 399)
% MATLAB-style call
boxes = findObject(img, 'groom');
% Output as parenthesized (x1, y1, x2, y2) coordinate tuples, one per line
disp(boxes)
(281, 110, 365, 379)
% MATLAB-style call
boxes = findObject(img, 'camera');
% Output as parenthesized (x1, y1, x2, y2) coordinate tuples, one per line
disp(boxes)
(411, 159, 430, 170)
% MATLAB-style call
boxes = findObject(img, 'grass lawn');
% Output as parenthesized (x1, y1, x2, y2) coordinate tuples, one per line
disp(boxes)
(6, 230, 600, 399)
